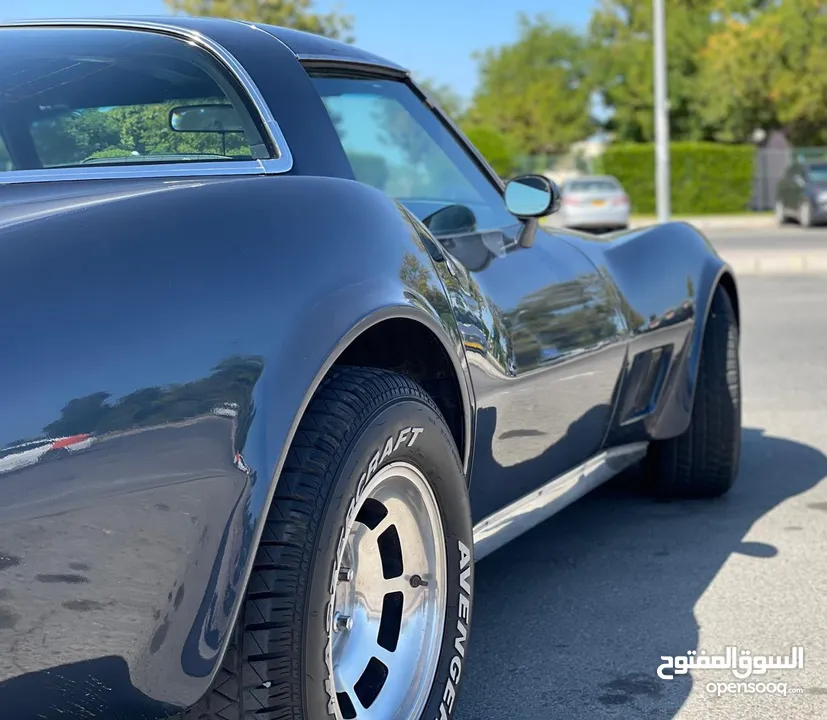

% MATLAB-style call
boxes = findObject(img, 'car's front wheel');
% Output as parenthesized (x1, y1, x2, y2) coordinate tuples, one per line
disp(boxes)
(183, 366, 473, 720)
(643, 286, 741, 498)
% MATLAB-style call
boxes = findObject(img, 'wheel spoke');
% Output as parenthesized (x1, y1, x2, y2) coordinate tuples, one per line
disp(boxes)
(373, 494, 431, 578)
(330, 462, 447, 720)
(372, 513, 394, 540)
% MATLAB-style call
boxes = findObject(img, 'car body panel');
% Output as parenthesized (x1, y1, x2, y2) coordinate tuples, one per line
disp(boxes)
(558, 223, 738, 444)
(431, 223, 629, 521)
(0, 19, 738, 719)
(0, 174, 471, 716)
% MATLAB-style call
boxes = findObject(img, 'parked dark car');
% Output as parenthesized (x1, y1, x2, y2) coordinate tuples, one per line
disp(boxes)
(0, 18, 742, 720)
(775, 159, 827, 227)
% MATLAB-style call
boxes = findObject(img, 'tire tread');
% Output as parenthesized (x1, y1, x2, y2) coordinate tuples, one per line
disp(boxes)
(645, 286, 741, 498)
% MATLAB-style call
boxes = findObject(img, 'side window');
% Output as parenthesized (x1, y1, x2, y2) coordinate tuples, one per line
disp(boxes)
(310, 76, 518, 235)
(0, 27, 268, 171)
(28, 100, 253, 169)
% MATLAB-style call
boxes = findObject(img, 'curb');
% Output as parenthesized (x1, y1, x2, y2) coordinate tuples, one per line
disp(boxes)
(719, 251, 827, 275)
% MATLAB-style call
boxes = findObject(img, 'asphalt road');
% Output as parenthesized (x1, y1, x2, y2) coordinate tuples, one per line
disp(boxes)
(457, 275, 827, 720)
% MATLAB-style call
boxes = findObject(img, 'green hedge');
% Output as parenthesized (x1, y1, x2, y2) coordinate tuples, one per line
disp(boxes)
(601, 142, 755, 214)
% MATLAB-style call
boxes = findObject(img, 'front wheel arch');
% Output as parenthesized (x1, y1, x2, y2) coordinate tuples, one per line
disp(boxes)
(676, 268, 741, 438)
(716, 271, 740, 329)
(333, 316, 469, 475)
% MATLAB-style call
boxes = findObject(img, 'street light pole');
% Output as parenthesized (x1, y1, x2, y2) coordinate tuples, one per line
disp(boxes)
(653, 0, 670, 222)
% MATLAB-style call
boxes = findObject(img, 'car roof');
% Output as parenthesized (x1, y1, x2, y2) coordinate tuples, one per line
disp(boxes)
(254, 23, 405, 71)
(0, 16, 406, 73)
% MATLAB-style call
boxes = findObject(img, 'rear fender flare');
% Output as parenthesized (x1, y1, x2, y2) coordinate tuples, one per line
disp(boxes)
(182, 193, 473, 699)
(591, 222, 738, 441)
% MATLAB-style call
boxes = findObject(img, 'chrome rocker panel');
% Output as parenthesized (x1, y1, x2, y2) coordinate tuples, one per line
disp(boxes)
(472, 442, 648, 561)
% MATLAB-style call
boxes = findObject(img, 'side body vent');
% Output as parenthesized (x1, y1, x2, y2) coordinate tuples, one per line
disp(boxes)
(618, 345, 673, 424)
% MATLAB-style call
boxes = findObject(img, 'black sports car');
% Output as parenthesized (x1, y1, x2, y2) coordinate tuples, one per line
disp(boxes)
(775, 158, 827, 227)
(0, 18, 741, 720)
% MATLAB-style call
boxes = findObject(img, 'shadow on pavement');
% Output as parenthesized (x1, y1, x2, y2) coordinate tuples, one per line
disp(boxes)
(457, 427, 827, 720)
(0, 655, 177, 719)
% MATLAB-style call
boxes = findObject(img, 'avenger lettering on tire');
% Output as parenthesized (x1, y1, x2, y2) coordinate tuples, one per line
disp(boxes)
(183, 366, 473, 720)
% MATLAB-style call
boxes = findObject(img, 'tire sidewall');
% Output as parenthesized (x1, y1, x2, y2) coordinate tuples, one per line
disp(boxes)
(302, 397, 473, 720)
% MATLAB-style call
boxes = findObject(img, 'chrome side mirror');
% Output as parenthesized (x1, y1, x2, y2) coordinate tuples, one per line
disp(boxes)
(504, 174, 561, 218)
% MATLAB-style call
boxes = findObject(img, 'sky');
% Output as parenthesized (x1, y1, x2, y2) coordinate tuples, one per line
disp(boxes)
(0, 0, 598, 99)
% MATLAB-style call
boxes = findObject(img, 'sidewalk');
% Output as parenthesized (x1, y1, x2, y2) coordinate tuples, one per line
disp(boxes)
(718, 249, 827, 276)
(629, 213, 775, 231)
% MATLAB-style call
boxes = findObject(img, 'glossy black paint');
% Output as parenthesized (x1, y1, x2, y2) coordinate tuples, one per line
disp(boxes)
(0, 175, 471, 716)
(0, 19, 739, 719)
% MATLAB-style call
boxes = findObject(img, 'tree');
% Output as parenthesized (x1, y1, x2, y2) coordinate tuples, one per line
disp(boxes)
(164, 0, 354, 41)
(28, 101, 253, 167)
(463, 125, 519, 178)
(588, 0, 720, 142)
(29, 110, 121, 167)
(416, 77, 466, 121)
(465, 15, 595, 156)
(695, 0, 827, 145)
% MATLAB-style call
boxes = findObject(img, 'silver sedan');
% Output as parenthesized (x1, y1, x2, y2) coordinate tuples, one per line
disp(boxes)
(559, 175, 631, 231)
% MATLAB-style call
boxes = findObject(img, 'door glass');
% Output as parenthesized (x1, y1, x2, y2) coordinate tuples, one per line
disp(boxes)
(310, 77, 518, 236)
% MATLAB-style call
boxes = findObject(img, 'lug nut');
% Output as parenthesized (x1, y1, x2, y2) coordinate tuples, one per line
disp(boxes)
(338, 567, 353, 582)
(334, 613, 353, 633)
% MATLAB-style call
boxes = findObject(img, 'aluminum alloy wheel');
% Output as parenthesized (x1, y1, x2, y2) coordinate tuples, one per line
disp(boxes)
(329, 462, 447, 720)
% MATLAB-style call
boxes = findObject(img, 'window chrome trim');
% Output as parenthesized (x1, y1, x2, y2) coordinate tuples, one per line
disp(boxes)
(297, 53, 408, 75)
(0, 161, 268, 186)
(0, 19, 294, 184)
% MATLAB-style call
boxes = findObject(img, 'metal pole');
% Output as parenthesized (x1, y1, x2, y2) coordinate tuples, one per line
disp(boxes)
(653, 0, 670, 222)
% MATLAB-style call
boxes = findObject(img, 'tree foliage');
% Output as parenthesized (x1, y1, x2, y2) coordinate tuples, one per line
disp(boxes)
(416, 77, 466, 121)
(463, 125, 519, 178)
(164, 0, 354, 41)
(464, 15, 595, 156)
(587, 0, 721, 142)
(696, 0, 827, 144)
(27, 102, 251, 167)
(585, 0, 827, 145)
